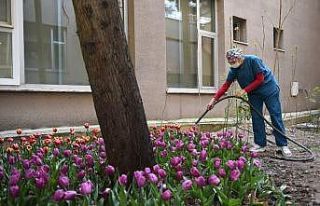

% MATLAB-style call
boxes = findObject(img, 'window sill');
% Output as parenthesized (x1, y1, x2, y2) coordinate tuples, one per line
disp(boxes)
(166, 88, 217, 94)
(233, 40, 248, 46)
(0, 84, 92, 93)
(273, 48, 285, 52)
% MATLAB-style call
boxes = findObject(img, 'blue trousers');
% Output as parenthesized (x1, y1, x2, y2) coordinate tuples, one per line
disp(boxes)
(248, 88, 288, 147)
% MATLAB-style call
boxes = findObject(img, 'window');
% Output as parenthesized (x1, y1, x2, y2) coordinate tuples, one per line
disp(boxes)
(233, 16, 247, 43)
(23, 0, 88, 85)
(0, 0, 16, 84)
(273, 27, 284, 50)
(0, 0, 128, 89)
(165, 0, 217, 90)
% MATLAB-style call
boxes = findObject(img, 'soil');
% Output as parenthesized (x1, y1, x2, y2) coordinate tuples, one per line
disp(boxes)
(260, 127, 320, 206)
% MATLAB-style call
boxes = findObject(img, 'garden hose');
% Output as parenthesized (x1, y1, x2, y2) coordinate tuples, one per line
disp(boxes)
(195, 95, 315, 162)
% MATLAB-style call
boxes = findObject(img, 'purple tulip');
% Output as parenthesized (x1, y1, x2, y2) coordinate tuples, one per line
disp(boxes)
(161, 189, 172, 201)
(148, 173, 158, 184)
(63, 150, 72, 158)
(118, 174, 128, 186)
(8, 155, 16, 165)
(226, 160, 237, 170)
(218, 168, 226, 177)
(136, 175, 147, 188)
(144, 167, 151, 175)
(60, 165, 69, 175)
(190, 167, 200, 177)
(213, 158, 221, 169)
(63, 190, 77, 200)
(226, 141, 233, 149)
(158, 169, 167, 178)
(9, 174, 20, 186)
(73, 156, 83, 166)
(35, 177, 47, 189)
(25, 169, 35, 179)
(241, 145, 249, 153)
(253, 159, 262, 168)
(77, 170, 86, 180)
(153, 164, 160, 174)
(230, 169, 241, 181)
(79, 180, 94, 195)
(191, 149, 198, 157)
(195, 176, 207, 187)
(42, 165, 50, 173)
(98, 151, 106, 159)
(101, 188, 111, 199)
(53, 148, 60, 157)
(160, 150, 167, 157)
(97, 138, 105, 145)
(170, 156, 182, 167)
(208, 175, 220, 186)
(53, 189, 64, 202)
(200, 139, 209, 148)
(175, 140, 184, 150)
(192, 160, 198, 167)
(182, 180, 193, 191)
(22, 159, 31, 169)
(9, 185, 19, 198)
(236, 160, 246, 170)
(187, 143, 196, 152)
(199, 150, 207, 161)
(176, 171, 183, 180)
(134, 171, 144, 179)
(58, 176, 70, 188)
(250, 152, 259, 158)
(239, 156, 247, 163)
(104, 165, 115, 176)
(219, 140, 227, 149)
(85, 154, 94, 167)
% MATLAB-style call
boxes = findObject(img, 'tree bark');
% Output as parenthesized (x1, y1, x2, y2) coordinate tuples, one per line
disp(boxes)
(72, 0, 154, 174)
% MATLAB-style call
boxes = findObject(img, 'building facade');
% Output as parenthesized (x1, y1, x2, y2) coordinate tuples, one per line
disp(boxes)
(0, 0, 319, 130)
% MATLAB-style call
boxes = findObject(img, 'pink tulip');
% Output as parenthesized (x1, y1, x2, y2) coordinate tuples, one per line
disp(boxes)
(213, 158, 221, 169)
(161, 189, 172, 201)
(218, 168, 226, 177)
(79, 180, 94, 195)
(182, 180, 193, 191)
(118, 174, 128, 186)
(230, 169, 241, 181)
(195, 176, 206, 187)
(190, 167, 200, 177)
(208, 175, 220, 186)
(226, 160, 237, 170)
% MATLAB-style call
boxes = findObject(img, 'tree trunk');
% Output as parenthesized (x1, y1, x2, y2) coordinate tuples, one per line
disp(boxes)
(72, 0, 155, 174)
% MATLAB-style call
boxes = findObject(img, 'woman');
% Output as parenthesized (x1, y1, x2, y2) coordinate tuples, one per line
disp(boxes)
(207, 48, 292, 157)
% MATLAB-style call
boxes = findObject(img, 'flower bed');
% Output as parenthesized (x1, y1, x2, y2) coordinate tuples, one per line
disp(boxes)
(0, 125, 285, 205)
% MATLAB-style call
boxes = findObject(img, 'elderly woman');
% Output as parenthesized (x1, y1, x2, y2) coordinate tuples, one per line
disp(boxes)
(207, 48, 292, 157)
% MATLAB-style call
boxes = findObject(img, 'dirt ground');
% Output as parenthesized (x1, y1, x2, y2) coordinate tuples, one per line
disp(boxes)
(259, 127, 320, 205)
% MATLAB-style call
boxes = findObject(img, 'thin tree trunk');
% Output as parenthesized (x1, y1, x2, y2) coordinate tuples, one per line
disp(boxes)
(72, 0, 155, 174)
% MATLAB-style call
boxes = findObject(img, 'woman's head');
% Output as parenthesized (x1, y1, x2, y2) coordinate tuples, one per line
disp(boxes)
(226, 48, 243, 68)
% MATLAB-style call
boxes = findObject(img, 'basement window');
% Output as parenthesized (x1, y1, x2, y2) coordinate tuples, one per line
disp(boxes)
(273, 27, 284, 50)
(233, 16, 247, 43)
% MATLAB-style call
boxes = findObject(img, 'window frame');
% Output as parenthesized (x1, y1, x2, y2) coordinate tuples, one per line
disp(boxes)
(166, 0, 218, 94)
(232, 16, 247, 44)
(0, 0, 128, 92)
(0, 0, 21, 85)
(273, 27, 285, 52)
